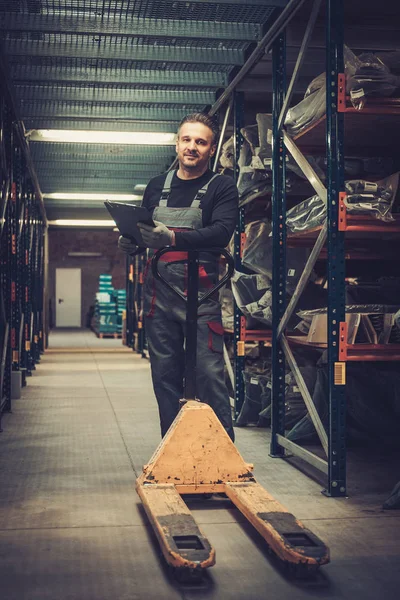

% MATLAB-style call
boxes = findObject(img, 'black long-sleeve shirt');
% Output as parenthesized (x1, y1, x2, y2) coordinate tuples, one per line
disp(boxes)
(141, 169, 238, 249)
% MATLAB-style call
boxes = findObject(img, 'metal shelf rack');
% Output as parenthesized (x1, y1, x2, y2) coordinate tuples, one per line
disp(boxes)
(0, 56, 47, 428)
(268, 0, 347, 496)
(268, 0, 400, 496)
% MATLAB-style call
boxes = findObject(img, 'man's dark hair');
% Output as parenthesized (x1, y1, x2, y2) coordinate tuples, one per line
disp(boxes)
(177, 113, 219, 144)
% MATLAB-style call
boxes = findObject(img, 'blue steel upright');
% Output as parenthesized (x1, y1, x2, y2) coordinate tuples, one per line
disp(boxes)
(137, 252, 147, 357)
(125, 255, 135, 349)
(326, 0, 346, 497)
(233, 91, 245, 420)
(270, 33, 287, 457)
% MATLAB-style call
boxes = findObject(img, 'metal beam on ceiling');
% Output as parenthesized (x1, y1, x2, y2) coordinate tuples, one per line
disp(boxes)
(36, 165, 165, 177)
(31, 155, 174, 167)
(3, 38, 246, 66)
(20, 103, 205, 122)
(24, 119, 181, 132)
(15, 84, 217, 106)
(39, 167, 158, 179)
(0, 14, 261, 42)
(30, 143, 175, 158)
(34, 163, 171, 176)
(10, 65, 230, 88)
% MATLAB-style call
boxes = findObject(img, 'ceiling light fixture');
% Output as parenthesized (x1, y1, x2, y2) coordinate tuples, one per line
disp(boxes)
(43, 193, 142, 201)
(49, 220, 116, 227)
(27, 129, 176, 145)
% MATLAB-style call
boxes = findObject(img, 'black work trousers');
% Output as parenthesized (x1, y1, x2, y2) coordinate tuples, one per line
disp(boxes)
(144, 268, 234, 441)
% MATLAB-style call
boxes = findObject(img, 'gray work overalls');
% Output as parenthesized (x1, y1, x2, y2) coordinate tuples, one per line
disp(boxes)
(143, 170, 234, 441)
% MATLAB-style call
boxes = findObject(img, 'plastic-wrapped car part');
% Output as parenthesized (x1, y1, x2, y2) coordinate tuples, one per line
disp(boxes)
(305, 72, 326, 97)
(231, 270, 273, 327)
(287, 172, 399, 229)
(237, 365, 318, 429)
(219, 135, 234, 169)
(236, 370, 272, 427)
(238, 168, 273, 206)
(286, 195, 326, 233)
(241, 123, 260, 153)
(344, 46, 400, 110)
(241, 219, 313, 295)
(256, 112, 325, 181)
(284, 74, 326, 137)
(256, 113, 273, 163)
(344, 172, 399, 222)
(285, 46, 400, 136)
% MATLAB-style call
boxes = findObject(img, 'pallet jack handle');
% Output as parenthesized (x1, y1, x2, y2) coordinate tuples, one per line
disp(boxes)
(151, 247, 234, 401)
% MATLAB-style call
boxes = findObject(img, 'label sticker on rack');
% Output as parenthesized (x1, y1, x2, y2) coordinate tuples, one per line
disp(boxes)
(350, 88, 364, 99)
(267, 381, 272, 389)
(237, 341, 245, 356)
(293, 385, 300, 393)
(288, 269, 296, 277)
(250, 377, 258, 385)
(334, 362, 346, 386)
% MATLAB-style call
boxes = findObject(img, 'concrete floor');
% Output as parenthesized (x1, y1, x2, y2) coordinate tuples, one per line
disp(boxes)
(0, 329, 399, 600)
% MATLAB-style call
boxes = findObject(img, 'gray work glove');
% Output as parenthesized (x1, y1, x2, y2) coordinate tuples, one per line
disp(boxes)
(118, 235, 138, 255)
(138, 220, 174, 249)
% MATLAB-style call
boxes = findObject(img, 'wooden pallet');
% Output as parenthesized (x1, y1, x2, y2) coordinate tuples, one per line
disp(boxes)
(95, 332, 122, 339)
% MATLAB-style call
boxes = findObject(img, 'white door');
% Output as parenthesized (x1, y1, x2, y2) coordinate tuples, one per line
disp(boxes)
(56, 268, 81, 327)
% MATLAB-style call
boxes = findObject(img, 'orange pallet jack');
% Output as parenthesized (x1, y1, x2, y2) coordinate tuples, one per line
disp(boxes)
(136, 248, 329, 581)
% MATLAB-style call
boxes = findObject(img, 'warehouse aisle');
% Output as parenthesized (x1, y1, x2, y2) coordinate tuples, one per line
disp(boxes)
(0, 330, 399, 600)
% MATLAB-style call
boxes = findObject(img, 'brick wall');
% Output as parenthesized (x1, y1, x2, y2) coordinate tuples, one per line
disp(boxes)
(48, 228, 125, 328)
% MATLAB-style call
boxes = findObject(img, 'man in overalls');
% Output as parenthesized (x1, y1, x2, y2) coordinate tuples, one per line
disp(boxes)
(118, 113, 238, 441)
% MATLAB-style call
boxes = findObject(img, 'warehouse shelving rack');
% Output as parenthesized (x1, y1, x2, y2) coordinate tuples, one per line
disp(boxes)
(266, 0, 347, 496)
(264, 0, 400, 496)
(0, 56, 47, 426)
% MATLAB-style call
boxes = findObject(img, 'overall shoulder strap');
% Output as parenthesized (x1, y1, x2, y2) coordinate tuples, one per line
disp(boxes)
(191, 173, 220, 208)
(159, 170, 175, 207)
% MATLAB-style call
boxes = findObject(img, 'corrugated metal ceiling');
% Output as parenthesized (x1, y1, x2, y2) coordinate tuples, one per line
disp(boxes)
(0, 0, 287, 218)
(1, 1, 396, 221)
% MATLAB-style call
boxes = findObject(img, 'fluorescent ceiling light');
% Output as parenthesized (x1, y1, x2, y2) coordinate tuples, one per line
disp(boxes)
(49, 220, 116, 227)
(43, 193, 142, 201)
(27, 129, 176, 145)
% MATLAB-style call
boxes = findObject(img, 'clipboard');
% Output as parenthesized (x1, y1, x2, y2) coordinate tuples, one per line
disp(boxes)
(104, 201, 155, 246)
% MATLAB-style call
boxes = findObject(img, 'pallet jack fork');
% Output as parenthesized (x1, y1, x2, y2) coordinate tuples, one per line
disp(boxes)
(136, 248, 329, 579)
